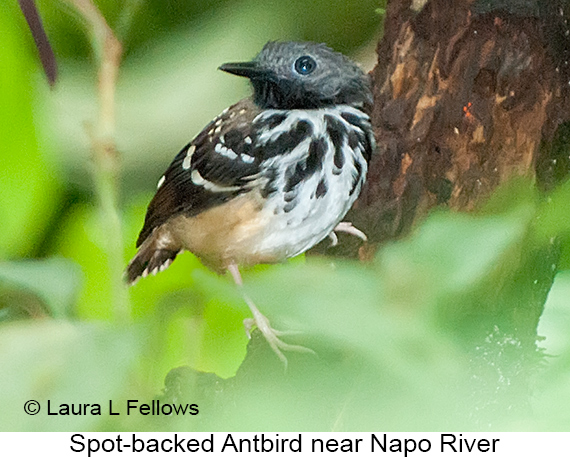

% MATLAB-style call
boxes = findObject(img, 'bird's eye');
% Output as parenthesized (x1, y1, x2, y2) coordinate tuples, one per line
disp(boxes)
(294, 56, 317, 75)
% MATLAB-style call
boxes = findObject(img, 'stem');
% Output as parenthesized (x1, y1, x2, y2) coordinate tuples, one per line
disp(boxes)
(64, 0, 130, 323)
(17, 0, 58, 86)
(88, 130, 130, 324)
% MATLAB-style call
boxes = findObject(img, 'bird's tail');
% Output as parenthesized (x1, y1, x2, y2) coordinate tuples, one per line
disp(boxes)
(124, 237, 179, 285)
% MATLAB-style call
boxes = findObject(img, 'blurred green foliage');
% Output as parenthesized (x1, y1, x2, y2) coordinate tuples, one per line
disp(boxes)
(0, 2, 61, 259)
(1, 0, 569, 432)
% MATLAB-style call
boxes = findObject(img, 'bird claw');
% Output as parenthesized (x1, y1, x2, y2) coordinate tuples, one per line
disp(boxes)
(328, 231, 339, 247)
(243, 313, 315, 369)
(333, 221, 368, 243)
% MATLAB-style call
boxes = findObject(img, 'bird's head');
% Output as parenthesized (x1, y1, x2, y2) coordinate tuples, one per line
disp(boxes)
(219, 41, 372, 110)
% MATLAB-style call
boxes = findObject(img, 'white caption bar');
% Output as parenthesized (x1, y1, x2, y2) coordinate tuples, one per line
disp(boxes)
(1, 432, 567, 456)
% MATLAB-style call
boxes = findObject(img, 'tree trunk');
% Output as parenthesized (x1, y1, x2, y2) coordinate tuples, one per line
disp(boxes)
(358, 0, 570, 244)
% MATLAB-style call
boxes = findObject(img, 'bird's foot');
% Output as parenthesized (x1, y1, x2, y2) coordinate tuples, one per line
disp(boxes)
(333, 221, 368, 243)
(328, 231, 339, 247)
(243, 310, 315, 368)
(228, 262, 314, 368)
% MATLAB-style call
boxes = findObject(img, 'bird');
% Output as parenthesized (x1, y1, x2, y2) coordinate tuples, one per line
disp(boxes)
(125, 41, 375, 365)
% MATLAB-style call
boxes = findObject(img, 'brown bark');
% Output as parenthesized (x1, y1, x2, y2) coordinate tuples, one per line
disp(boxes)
(355, 0, 570, 248)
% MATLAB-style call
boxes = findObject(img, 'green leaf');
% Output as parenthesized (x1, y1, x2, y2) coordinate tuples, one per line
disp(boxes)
(0, 258, 82, 318)
(535, 179, 570, 240)
(377, 207, 532, 309)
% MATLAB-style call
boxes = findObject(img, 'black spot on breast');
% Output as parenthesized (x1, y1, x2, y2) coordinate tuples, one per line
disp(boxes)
(325, 115, 345, 149)
(342, 111, 374, 162)
(315, 178, 327, 198)
(283, 200, 297, 213)
(284, 162, 305, 193)
(283, 135, 326, 192)
(256, 119, 313, 159)
(325, 115, 346, 170)
(305, 137, 326, 176)
(284, 191, 296, 202)
(361, 132, 373, 163)
(341, 111, 366, 130)
(350, 159, 364, 196)
(334, 146, 345, 170)
(348, 130, 360, 149)
(294, 120, 312, 137)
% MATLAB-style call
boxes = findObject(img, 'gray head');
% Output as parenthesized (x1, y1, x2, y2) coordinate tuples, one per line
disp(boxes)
(219, 41, 372, 110)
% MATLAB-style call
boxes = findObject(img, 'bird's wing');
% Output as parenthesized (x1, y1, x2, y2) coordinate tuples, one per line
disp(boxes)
(136, 98, 264, 247)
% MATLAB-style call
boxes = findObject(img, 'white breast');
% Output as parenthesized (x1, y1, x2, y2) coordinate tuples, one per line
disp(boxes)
(252, 106, 370, 260)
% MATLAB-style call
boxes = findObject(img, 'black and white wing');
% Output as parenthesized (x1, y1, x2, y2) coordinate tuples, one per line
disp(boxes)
(125, 99, 266, 283)
(136, 98, 264, 247)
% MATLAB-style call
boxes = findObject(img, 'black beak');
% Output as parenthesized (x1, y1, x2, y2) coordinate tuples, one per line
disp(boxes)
(218, 61, 270, 79)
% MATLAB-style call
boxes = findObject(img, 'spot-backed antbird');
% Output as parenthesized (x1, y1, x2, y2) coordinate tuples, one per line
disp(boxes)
(126, 41, 375, 365)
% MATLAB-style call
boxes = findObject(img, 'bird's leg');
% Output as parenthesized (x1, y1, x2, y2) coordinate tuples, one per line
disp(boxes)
(227, 263, 314, 367)
(333, 221, 368, 243)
